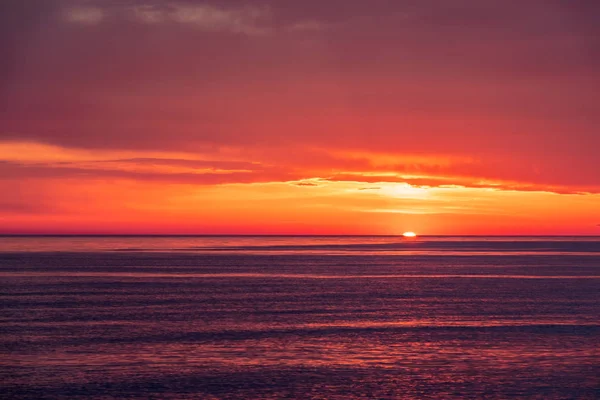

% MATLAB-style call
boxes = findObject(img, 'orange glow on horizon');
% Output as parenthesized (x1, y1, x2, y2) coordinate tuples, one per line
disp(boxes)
(1, 156, 599, 236)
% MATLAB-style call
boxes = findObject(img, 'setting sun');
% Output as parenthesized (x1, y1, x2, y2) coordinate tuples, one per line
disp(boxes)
(403, 231, 417, 237)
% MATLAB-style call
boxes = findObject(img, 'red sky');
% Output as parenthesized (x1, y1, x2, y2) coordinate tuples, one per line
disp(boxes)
(1, 0, 599, 234)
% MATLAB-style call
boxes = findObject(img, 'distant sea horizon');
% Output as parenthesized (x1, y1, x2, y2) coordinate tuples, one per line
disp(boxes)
(2, 233, 600, 236)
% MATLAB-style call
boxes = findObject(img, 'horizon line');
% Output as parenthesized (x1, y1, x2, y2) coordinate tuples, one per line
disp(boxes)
(1, 234, 599, 237)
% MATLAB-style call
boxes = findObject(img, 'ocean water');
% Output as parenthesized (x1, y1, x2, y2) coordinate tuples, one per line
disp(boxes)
(1, 236, 599, 399)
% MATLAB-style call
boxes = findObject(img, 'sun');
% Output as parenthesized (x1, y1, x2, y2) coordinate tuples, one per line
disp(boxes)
(403, 231, 417, 237)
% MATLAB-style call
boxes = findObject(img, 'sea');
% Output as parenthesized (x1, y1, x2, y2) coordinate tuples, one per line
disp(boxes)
(1, 236, 599, 399)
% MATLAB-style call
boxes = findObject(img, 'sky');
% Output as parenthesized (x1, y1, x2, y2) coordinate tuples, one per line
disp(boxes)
(1, 0, 599, 235)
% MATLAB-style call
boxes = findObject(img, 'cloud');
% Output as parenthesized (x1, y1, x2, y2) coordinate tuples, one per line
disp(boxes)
(57, 2, 333, 36)
(63, 6, 105, 24)
(98, 157, 262, 171)
(0, 150, 295, 185)
(291, 180, 321, 187)
(61, 2, 272, 35)
(287, 20, 325, 32)
(168, 4, 270, 35)
(1, 140, 599, 195)
(131, 5, 166, 24)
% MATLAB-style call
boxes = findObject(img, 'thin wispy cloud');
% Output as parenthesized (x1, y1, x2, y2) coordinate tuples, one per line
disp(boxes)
(287, 20, 325, 32)
(170, 4, 270, 35)
(63, 2, 273, 35)
(63, 6, 105, 24)
(131, 5, 166, 24)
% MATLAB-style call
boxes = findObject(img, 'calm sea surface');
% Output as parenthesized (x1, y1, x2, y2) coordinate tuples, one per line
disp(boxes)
(1, 236, 599, 399)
